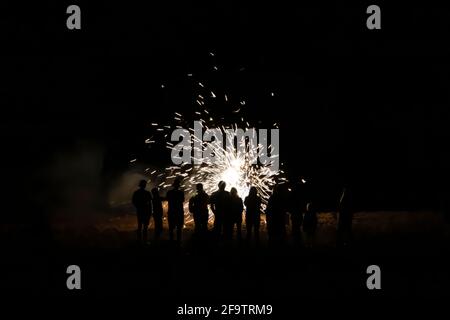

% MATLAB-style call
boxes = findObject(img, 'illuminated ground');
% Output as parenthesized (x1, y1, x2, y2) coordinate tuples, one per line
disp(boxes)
(2, 210, 450, 299)
(48, 209, 448, 250)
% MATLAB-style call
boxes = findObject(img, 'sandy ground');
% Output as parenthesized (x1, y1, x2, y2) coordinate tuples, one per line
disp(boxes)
(2, 209, 450, 299)
(47, 209, 450, 250)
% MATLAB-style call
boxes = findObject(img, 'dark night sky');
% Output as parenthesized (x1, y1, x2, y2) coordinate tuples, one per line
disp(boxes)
(2, 1, 450, 219)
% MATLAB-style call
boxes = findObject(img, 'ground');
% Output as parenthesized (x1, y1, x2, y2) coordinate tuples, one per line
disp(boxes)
(1, 209, 450, 301)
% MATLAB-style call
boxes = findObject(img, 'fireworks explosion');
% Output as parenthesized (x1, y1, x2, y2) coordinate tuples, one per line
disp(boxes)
(185, 123, 282, 207)
(132, 59, 286, 222)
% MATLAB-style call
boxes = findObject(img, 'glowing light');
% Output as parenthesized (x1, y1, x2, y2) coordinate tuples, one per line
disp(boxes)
(221, 167, 240, 188)
(139, 67, 284, 223)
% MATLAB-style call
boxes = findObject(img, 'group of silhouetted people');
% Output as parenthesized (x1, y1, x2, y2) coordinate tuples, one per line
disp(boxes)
(209, 181, 248, 241)
(132, 180, 164, 243)
(132, 178, 354, 247)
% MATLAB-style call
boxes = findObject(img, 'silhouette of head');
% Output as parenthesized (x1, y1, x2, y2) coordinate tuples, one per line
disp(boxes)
(173, 177, 181, 189)
(219, 181, 226, 191)
(249, 186, 257, 197)
(306, 202, 314, 212)
(139, 180, 147, 189)
(230, 187, 238, 197)
(196, 183, 204, 192)
(151, 187, 159, 196)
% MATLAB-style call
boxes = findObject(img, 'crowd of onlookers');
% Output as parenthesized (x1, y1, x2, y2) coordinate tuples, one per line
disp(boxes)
(132, 178, 354, 247)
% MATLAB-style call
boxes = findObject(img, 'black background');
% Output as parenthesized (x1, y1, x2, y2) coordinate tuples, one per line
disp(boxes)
(1, 1, 450, 308)
(3, 2, 450, 216)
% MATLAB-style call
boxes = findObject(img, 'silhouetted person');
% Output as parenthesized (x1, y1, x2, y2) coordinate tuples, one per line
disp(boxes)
(151, 187, 163, 241)
(166, 178, 185, 243)
(303, 202, 317, 247)
(209, 181, 231, 237)
(132, 180, 153, 244)
(225, 187, 243, 241)
(189, 183, 210, 234)
(266, 185, 288, 244)
(244, 187, 262, 242)
(290, 183, 306, 245)
(337, 186, 353, 247)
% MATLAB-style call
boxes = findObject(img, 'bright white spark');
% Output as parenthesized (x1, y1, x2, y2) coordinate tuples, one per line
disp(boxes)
(141, 76, 283, 223)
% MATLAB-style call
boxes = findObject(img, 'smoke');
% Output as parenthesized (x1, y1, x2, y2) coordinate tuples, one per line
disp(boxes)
(44, 140, 106, 225)
(107, 171, 150, 208)
(41, 138, 169, 230)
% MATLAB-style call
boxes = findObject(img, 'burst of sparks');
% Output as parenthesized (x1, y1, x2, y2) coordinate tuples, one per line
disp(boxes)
(184, 125, 280, 208)
(139, 67, 284, 222)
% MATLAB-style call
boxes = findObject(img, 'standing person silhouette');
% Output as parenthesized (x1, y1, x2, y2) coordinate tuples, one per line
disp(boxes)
(303, 202, 318, 247)
(166, 177, 185, 243)
(290, 182, 306, 245)
(225, 187, 243, 241)
(337, 186, 354, 247)
(151, 187, 164, 241)
(132, 180, 153, 244)
(189, 183, 210, 235)
(209, 181, 231, 238)
(266, 185, 288, 244)
(244, 187, 262, 243)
